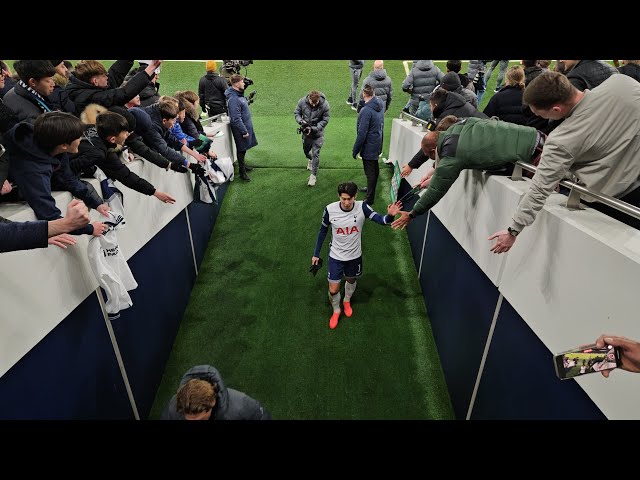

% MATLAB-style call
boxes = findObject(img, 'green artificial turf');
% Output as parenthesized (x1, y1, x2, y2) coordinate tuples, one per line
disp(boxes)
(150, 168, 453, 419)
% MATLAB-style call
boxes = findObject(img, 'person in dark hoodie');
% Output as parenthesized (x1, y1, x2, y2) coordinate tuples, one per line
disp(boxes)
(352, 85, 384, 205)
(429, 88, 487, 127)
(108, 105, 187, 173)
(123, 64, 160, 107)
(66, 60, 161, 115)
(198, 61, 228, 117)
(69, 110, 176, 204)
(2, 60, 56, 124)
(160, 365, 271, 420)
(4, 111, 109, 236)
(225, 74, 258, 182)
(294, 89, 330, 187)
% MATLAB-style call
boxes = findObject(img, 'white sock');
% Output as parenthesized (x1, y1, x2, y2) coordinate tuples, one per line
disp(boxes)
(328, 290, 341, 313)
(344, 280, 357, 302)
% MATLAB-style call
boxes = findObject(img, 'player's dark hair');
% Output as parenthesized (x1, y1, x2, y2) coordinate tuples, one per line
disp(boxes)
(338, 181, 358, 197)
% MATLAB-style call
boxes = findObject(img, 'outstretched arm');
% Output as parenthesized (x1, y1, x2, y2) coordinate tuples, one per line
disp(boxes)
(362, 202, 401, 225)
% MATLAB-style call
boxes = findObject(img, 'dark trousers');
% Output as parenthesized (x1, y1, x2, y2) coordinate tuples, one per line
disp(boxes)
(362, 159, 379, 205)
(588, 185, 640, 230)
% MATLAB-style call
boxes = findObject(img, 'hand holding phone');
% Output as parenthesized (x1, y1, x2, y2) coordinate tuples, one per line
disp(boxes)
(554, 343, 620, 380)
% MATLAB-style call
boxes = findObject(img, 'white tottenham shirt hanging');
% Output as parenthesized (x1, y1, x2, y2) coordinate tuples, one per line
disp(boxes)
(87, 211, 138, 320)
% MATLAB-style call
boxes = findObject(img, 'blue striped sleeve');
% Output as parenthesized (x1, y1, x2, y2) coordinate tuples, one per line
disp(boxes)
(362, 202, 393, 225)
(313, 208, 330, 257)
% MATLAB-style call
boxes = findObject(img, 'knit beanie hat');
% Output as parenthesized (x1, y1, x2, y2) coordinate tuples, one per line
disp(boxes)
(206, 60, 217, 72)
(441, 72, 462, 91)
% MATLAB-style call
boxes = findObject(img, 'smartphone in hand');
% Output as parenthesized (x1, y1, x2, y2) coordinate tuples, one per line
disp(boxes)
(554, 344, 620, 380)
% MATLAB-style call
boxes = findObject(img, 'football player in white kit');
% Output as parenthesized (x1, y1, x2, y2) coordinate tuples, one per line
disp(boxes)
(312, 182, 402, 329)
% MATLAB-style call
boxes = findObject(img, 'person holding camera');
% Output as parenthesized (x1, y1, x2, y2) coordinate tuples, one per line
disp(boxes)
(225, 74, 257, 182)
(294, 90, 330, 187)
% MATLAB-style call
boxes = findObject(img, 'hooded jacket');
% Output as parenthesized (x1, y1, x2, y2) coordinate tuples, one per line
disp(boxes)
(402, 60, 444, 108)
(359, 68, 393, 111)
(198, 71, 228, 114)
(294, 92, 330, 139)
(66, 60, 151, 114)
(4, 122, 102, 235)
(432, 91, 487, 125)
(69, 125, 156, 196)
(161, 365, 271, 420)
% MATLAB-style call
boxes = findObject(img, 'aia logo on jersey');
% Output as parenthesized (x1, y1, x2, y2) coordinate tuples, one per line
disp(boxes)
(336, 226, 359, 235)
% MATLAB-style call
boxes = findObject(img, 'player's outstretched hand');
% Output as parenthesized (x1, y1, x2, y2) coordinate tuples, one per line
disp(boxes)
(388, 201, 403, 216)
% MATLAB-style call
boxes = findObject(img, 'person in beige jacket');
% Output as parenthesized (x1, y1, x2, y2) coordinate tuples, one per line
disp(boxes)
(490, 72, 640, 254)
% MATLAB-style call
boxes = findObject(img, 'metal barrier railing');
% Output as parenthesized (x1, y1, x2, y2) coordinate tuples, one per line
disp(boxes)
(399, 110, 432, 130)
(200, 113, 227, 126)
(511, 161, 640, 220)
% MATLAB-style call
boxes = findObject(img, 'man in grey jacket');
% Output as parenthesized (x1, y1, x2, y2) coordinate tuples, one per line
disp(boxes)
(402, 60, 443, 115)
(161, 365, 271, 420)
(489, 72, 640, 253)
(294, 90, 330, 186)
(356, 60, 392, 112)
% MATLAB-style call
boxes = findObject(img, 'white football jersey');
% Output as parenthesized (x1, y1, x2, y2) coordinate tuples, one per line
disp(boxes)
(322, 200, 391, 261)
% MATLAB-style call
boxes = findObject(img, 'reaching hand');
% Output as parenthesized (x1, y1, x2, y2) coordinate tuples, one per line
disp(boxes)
(48, 234, 77, 249)
(208, 150, 218, 160)
(595, 335, 640, 378)
(420, 167, 435, 189)
(400, 165, 413, 178)
(387, 201, 403, 217)
(1, 180, 12, 195)
(194, 153, 208, 163)
(96, 204, 111, 217)
(65, 199, 90, 230)
(92, 222, 108, 237)
(154, 190, 176, 204)
(391, 211, 413, 230)
(488, 230, 516, 254)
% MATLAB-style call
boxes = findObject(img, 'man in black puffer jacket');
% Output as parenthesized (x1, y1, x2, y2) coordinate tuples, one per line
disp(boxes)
(560, 60, 618, 91)
(161, 365, 272, 420)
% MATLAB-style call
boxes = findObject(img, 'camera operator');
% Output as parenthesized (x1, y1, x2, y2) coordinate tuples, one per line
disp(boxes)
(222, 60, 253, 86)
(224, 74, 257, 182)
(198, 61, 228, 117)
(294, 90, 330, 187)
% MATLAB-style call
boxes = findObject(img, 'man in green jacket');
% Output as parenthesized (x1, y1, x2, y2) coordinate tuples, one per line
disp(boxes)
(391, 117, 541, 229)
